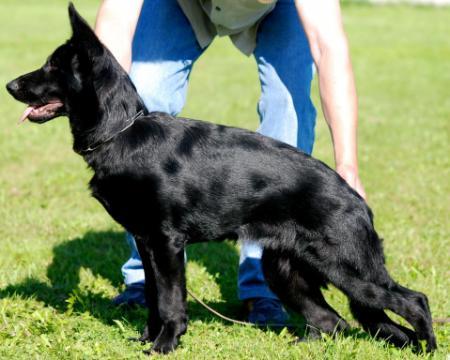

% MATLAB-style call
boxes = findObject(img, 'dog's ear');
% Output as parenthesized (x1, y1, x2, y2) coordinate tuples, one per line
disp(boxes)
(68, 3, 103, 56)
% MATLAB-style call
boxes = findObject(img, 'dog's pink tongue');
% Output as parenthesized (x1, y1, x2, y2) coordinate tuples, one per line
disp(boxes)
(19, 106, 34, 123)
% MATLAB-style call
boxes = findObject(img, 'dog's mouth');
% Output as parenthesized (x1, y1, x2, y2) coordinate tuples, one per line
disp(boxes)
(19, 101, 65, 123)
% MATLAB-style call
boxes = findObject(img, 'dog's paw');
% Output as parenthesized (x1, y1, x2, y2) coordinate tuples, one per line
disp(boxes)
(145, 337, 178, 355)
(425, 336, 437, 353)
(144, 325, 180, 354)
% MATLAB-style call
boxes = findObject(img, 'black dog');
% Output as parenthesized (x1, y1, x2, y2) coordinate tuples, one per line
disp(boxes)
(6, 4, 437, 354)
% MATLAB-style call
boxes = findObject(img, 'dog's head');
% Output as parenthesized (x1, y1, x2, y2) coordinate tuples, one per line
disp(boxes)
(6, 3, 109, 124)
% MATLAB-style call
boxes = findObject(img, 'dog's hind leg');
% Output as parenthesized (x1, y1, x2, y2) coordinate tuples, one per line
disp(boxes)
(261, 248, 349, 337)
(328, 271, 437, 352)
(349, 300, 419, 349)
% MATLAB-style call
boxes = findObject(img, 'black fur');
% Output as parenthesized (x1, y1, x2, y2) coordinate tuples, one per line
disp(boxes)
(6, 4, 437, 354)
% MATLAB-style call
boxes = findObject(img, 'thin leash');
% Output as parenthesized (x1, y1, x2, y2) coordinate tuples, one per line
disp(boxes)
(186, 288, 254, 326)
(186, 288, 293, 328)
(432, 317, 450, 324)
(186, 288, 449, 327)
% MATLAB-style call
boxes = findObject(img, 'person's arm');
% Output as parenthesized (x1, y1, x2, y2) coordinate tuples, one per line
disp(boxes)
(94, 0, 143, 72)
(294, 0, 366, 199)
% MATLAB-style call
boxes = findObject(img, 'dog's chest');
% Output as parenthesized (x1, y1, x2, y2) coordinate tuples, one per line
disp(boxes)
(89, 173, 162, 235)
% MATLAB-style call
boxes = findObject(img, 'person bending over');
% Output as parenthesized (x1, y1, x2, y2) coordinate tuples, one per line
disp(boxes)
(94, 0, 366, 326)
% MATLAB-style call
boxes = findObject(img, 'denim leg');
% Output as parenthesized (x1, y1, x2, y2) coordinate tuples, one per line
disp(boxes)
(130, 0, 204, 114)
(238, 0, 317, 300)
(121, 233, 145, 286)
(121, 0, 205, 287)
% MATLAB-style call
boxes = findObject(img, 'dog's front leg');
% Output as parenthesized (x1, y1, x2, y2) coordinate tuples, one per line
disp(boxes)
(144, 234, 187, 354)
(134, 235, 163, 343)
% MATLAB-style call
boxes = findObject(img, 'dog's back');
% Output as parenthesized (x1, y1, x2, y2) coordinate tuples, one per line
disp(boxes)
(89, 111, 368, 245)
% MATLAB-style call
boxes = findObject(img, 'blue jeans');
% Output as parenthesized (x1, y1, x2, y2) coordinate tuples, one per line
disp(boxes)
(121, 0, 316, 301)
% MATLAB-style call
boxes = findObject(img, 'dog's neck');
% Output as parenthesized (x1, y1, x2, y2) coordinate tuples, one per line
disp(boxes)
(68, 58, 148, 155)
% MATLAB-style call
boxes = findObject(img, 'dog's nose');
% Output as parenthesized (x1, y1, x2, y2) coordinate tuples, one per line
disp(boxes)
(6, 80, 19, 94)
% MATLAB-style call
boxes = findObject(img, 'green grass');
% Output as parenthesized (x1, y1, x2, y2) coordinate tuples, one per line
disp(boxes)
(0, 1, 449, 358)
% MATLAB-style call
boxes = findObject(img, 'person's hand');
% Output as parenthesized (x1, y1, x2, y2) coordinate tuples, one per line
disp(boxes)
(336, 164, 366, 200)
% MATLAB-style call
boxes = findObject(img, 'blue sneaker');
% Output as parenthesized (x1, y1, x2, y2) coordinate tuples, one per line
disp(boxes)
(112, 284, 147, 307)
(246, 298, 289, 327)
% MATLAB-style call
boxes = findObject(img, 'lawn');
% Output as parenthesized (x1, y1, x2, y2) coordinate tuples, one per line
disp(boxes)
(0, 1, 449, 359)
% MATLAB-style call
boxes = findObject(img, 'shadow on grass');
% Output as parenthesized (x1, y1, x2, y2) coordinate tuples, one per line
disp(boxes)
(0, 230, 371, 342)
(0, 230, 251, 330)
